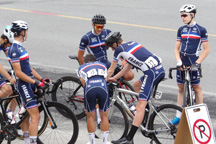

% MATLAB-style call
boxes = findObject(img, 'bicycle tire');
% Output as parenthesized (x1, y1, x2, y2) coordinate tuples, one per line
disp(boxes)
(95, 101, 129, 141)
(0, 113, 5, 143)
(51, 76, 86, 120)
(38, 101, 79, 144)
(149, 104, 183, 144)
(183, 82, 190, 107)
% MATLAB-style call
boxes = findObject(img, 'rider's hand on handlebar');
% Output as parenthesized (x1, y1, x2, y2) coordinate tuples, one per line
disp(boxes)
(9, 77, 16, 84)
(40, 78, 51, 84)
(177, 60, 183, 71)
(190, 63, 201, 71)
(108, 77, 117, 82)
(34, 81, 45, 87)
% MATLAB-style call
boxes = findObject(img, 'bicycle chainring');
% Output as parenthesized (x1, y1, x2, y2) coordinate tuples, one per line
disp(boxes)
(2, 125, 17, 141)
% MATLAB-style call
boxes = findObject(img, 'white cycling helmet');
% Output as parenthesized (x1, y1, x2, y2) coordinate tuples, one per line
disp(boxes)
(3, 25, 14, 43)
(180, 4, 197, 13)
(11, 20, 28, 35)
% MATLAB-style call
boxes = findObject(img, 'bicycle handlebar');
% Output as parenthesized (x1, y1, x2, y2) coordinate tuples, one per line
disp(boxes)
(169, 66, 202, 79)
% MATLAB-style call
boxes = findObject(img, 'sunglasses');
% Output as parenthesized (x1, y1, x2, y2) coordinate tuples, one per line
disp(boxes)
(181, 14, 189, 18)
(94, 25, 104, 29)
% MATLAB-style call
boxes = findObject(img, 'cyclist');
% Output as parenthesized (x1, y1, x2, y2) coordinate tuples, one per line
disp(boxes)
(78, 14, 134, 127)
(8, 20, 49, 144)
(106, 32, 165, 144)
(77, 54, 110, 144)
(0, 26, 17, 124)
(171, 4, 209, 125)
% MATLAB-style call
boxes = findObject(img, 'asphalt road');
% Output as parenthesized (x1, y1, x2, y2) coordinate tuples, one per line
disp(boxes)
(0, 0, 215, 143)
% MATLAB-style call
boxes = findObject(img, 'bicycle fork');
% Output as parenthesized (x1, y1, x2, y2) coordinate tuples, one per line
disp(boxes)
(41, 102, 57, 129)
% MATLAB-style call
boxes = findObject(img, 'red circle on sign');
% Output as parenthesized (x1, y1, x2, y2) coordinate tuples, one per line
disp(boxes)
(193, 119, 212, 144)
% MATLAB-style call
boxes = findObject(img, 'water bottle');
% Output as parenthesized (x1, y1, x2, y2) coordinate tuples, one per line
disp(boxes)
(129, 104, 136, 115)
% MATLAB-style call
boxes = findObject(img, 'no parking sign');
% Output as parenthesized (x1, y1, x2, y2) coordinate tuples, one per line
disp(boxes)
(175, 104, 215, 144)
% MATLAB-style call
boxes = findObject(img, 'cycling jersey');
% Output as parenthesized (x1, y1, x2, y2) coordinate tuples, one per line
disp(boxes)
(77, 61, 109, 112)
(112, 41, 165, 101)
(177, 22, 208, 57)
(79, 29, 111, 68)
(113, 41, 162, 72)
(8, 40, 32, 76)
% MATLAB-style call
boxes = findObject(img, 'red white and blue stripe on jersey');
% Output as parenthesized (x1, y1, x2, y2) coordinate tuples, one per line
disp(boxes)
(79, 29, 111, 61)
(177, 22, 208, 55)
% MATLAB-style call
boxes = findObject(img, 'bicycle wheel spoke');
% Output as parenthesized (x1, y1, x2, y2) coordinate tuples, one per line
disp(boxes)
(38, 103, 78, 144)
(150, 104, 182, 144)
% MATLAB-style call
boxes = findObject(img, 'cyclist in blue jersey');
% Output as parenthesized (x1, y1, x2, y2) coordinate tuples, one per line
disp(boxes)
(105, 32, 165, 144)
(78, 14, 134, 127)
(8, 20, 49, 144)
(171, 4, 210, 125)
(77, 54, 110, 144)
(0, 26, 17, 124)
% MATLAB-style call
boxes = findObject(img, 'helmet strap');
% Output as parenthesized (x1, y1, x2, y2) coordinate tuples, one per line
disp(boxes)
(187, 13, 194, 25)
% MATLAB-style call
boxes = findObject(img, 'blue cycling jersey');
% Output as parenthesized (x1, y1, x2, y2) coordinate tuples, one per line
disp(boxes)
(113, 41, 162, 72)
(8, 40, 32, 76)
(79, 29, 111, 61)
(177, 22, 208, 56)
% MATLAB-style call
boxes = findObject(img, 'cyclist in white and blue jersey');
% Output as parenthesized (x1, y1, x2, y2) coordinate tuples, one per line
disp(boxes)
(171, 4, 209, 125)
(106, 32, 165, 144)
(77, 54, 110, 144)
(8, 20, 49, 144)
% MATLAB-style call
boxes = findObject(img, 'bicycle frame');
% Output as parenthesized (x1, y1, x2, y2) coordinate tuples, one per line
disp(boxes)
(184, 69, 193, 106)
(109, 85, 173, 134)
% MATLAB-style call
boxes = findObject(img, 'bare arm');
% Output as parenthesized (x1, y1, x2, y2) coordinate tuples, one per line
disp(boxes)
(109, 63, 133, 81)
(106, 61, 117, 81)
(0, 64, 12, 80)
(77, 50, 85, 65)
(174, 41, 181, 62)
(196, 42, 209, 64)
(32, 67, 42, 81)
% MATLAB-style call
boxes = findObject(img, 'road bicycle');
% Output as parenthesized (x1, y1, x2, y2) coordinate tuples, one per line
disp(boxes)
(100, 79, 183, 144)
(0, 81, 79, 144)
(169, 66, 202, 107)
(51, 55, 137, 120)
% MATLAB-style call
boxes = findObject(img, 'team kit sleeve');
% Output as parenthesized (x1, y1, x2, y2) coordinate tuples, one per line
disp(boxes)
(176, 27, 182, 42)
(201, 28, 208, 42)
(8, 49, 20, 63)
(79, 35, 89, 51)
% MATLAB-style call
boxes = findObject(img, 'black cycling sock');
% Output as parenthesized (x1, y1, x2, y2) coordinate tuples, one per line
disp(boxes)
(126, 125, 138, 141)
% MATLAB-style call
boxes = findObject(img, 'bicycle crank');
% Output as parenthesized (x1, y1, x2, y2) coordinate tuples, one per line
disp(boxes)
(3, 125, 18, 141)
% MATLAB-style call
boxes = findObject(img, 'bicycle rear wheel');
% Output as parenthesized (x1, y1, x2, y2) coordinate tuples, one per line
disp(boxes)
(149, 104, 183, 144)
(95, 101, 129, 141)
(51, 76, 86, 120)
(38, 101, 79, 144)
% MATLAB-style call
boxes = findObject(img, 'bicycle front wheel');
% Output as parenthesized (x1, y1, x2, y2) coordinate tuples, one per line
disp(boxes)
(51, 76, 86, 120)
(38, 101, 79, 144)
(183, 82, 190, 107)
(149, 104, 183, 144)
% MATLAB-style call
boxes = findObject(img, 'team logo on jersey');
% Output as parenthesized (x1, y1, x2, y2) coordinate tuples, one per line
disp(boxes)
(91, 37, 97, 43)
(101, 35, 105, 38)
(183, 28, 187, 32)
(12, 53, 16, 57)
(81, 42, 85, 46)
